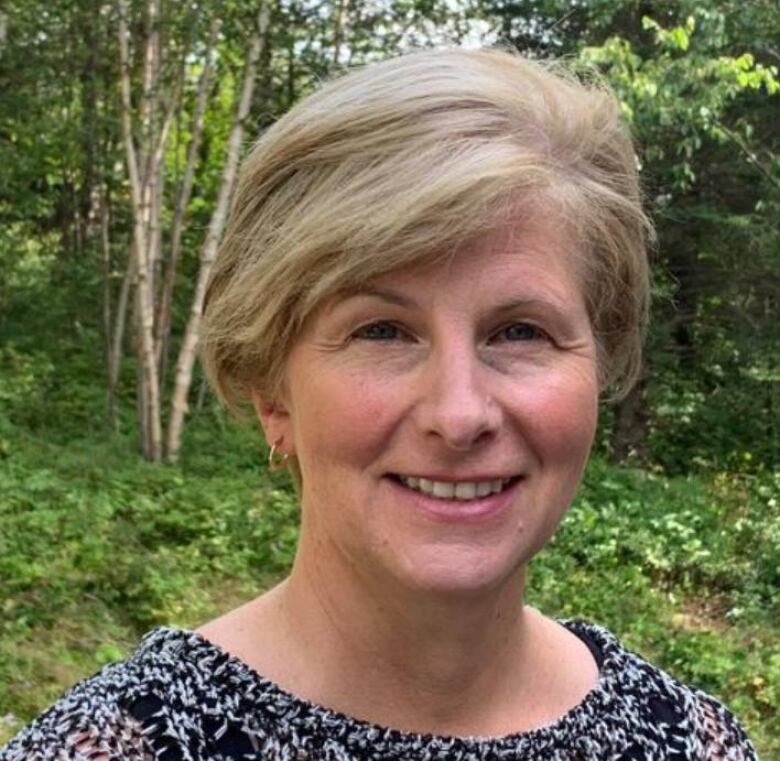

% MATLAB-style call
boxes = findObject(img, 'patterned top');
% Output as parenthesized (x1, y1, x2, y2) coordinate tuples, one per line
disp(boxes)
(0, 621, 757, 760)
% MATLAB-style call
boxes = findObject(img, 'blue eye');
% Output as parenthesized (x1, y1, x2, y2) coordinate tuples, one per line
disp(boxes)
(497, 322, 546, 341)
(353, 321, 403, 340)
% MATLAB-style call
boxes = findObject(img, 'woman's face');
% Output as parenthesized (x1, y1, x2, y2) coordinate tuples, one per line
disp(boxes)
(261, 217, 599, 595)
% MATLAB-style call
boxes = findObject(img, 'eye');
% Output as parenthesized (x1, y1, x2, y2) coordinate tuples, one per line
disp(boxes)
(493, 322, 548, 343)
(352, 321, 408, 341)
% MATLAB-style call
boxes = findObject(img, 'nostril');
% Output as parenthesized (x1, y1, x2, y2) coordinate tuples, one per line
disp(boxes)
(435, 422, 498, 452)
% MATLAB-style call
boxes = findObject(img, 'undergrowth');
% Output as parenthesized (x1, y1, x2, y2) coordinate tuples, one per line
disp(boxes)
(0, 370, 777, 754)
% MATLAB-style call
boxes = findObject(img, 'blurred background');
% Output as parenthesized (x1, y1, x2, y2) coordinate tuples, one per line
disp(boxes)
(0, 0, 778, 754)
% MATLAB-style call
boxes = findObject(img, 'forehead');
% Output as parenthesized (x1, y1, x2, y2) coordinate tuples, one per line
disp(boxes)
(362, 216, 586, 304)
(282, 211, 593, 391)
(299, 206, 590, 339)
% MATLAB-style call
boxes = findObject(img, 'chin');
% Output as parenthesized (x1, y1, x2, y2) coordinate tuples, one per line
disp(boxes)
(391, 544, 526, 598)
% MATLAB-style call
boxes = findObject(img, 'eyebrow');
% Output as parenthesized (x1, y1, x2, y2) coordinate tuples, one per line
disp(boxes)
(346, 287, 420, 309)
(337, 289, 576, 321)
(489, 295, 571, 315)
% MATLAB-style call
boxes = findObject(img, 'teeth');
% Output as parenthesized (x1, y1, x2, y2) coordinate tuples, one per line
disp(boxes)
(398, 475, 512, 501)
(454, 482, 477, 500)
(433, 481, 454, 499)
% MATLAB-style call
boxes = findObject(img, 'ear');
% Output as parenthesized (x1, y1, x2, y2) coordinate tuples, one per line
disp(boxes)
(250, 389, 295, 456)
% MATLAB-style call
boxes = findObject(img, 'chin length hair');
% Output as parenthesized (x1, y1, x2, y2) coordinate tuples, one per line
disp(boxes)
(201, 47, 652, 414)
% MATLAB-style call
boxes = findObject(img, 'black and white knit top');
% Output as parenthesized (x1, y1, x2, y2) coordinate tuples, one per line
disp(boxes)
(0, 620, 757, 760)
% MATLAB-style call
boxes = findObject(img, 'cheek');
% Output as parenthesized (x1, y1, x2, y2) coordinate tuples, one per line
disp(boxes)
(292, 371, 402, 475)
(523, 371, 598, 465)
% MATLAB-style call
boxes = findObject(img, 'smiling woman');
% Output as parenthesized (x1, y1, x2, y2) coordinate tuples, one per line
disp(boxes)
(0, 49, 758, 761)
(272, 224, 599, 603)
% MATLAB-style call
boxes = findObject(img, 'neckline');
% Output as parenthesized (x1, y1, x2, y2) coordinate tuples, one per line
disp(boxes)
(136, 619, 626, 754)
(137, 619, 625, 758)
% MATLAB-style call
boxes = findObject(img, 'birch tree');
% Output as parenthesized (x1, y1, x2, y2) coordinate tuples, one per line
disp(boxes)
(111, 0, 274, 460)
(154, 14, 221, 381)
(166, 0, 272, 463)
(116, 0, 172, 460)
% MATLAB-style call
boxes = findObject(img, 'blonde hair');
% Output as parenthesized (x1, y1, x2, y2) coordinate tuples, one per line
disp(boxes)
(201, 48, 652, 416)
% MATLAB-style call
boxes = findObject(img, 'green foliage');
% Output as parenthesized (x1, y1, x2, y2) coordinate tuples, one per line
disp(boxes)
(1, 412, 777, 753)
(1, 0, 779, 756)
(573, 3, 780, 475)
(530, 458, 779, 755)
(581, 8, 779, 192)
(1, 328, 778, 752)
(0, 409, 300, 743)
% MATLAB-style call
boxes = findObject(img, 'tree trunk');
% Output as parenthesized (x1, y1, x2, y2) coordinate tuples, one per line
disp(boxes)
(100, 187, 117, 427)
(155, 15, 220, 379)
(0, 11, 7, 59)
(117, 0, 163, 460)
(116, 0, 188, 459)
(611, 373, 649, 464)
(332, 0, 349, 65)
(107, 255, 133, 431)
(79, 3, 101, 248)
(195, 375, 209, 413)
(286, 33, 296, 107)
(166, 0, 271, 463)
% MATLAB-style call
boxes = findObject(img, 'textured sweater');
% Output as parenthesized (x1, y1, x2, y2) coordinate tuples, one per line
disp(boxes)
(0, 620, 758, 760)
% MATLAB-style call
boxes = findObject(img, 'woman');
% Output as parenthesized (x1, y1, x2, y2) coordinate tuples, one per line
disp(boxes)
(2, 49, 757, 760)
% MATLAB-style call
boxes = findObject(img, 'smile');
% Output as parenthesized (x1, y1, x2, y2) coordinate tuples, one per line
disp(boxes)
(395, 475, 516, 501)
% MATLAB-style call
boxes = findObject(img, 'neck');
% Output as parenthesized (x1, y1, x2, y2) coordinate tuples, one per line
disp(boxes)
(276, 534, 534, 735)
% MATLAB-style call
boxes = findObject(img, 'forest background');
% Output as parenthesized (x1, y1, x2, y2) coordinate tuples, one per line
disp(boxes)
(0, 0, 778, 755)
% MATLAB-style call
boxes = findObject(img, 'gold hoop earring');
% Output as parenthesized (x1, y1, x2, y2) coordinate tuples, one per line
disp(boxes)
(268, 437, 289, 471)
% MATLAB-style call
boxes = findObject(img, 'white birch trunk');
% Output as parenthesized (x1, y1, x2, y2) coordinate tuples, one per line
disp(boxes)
(107, 256, 134, 430)
(99, 188, 120, 429)
(165, 0, 271, 462)
(155, 15, 221, 374)
(117, 0, 163, 460)
(332, 0, 349, 65)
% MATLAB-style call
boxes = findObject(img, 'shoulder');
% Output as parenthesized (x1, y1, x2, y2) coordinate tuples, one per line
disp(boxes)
(0, 629, 199, 761)
(564, 620, 759, 761)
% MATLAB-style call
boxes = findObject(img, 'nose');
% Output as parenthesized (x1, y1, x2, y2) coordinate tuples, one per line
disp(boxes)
(415, 345, 501, 451)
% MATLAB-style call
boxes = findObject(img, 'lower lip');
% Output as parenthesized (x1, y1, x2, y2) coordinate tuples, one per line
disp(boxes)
(386, 477, 521, 524)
